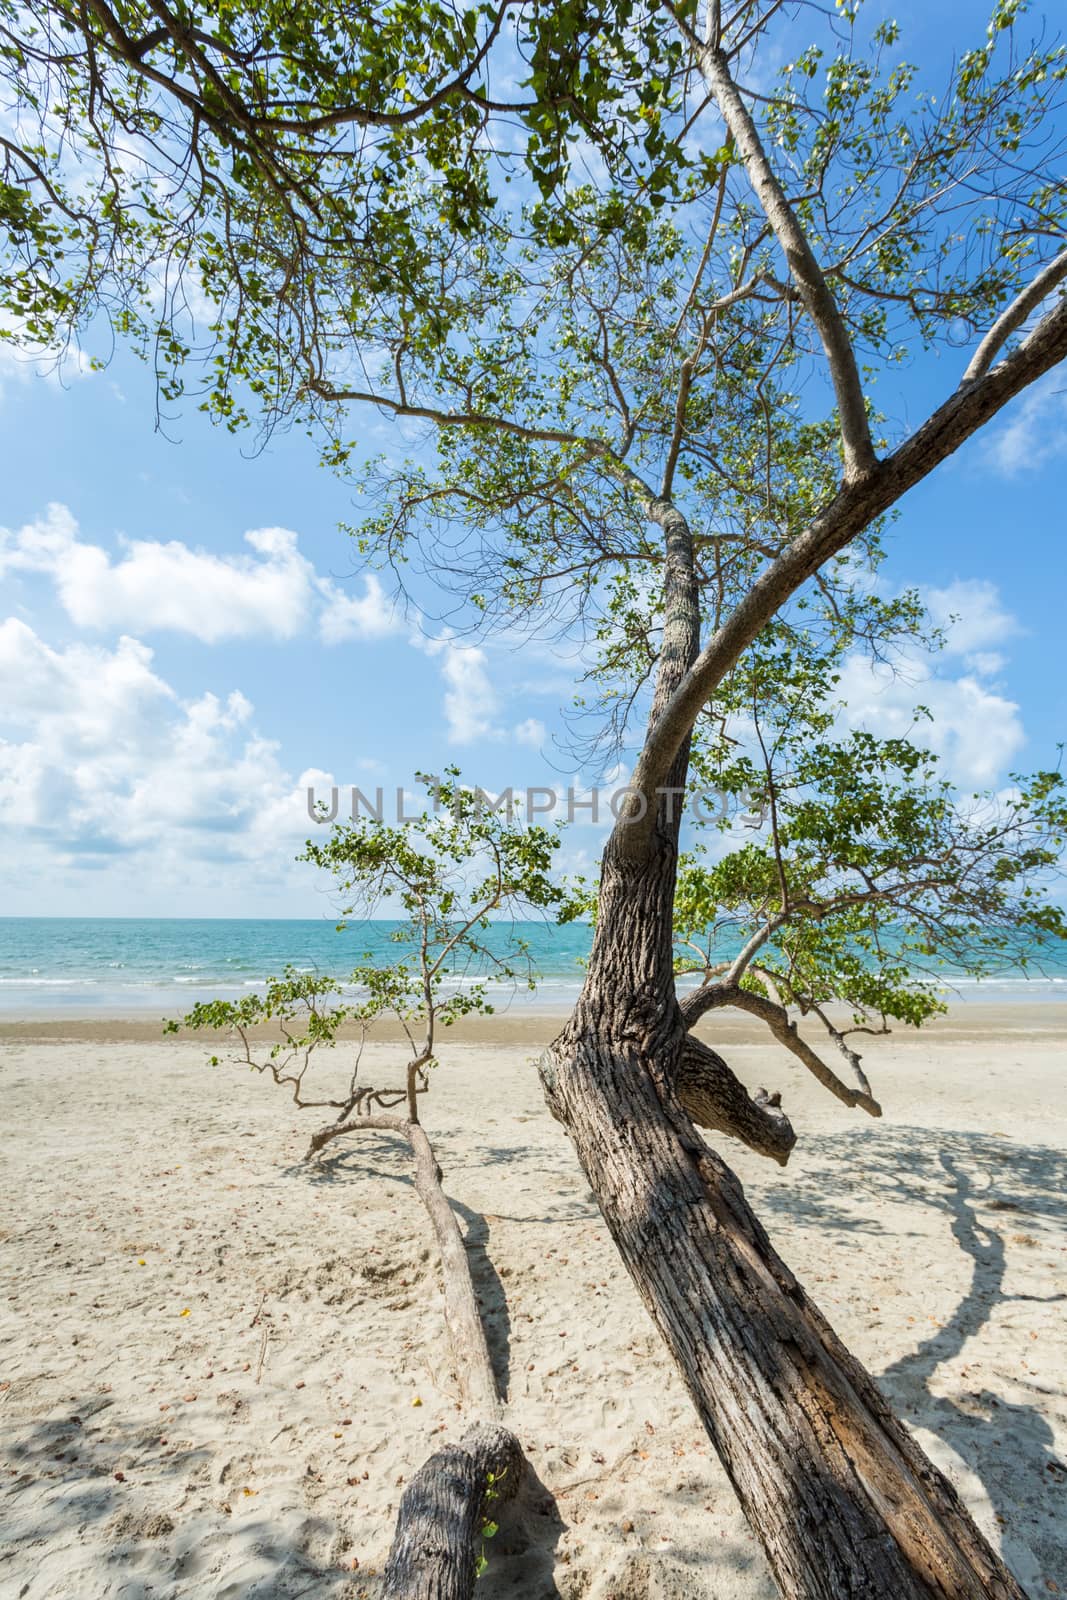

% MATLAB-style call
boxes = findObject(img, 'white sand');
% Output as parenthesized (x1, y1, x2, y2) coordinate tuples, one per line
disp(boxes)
(1, 1019, 1065, 1598)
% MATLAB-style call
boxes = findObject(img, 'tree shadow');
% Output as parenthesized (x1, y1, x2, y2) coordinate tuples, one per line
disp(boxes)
(482, 1455, 567, 1599)
(759, 1125, 1067, 1588)
(0, 1391, 347, 1598)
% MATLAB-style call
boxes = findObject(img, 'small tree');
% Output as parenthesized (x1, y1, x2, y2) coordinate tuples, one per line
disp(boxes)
(174, 774, 561, 1598)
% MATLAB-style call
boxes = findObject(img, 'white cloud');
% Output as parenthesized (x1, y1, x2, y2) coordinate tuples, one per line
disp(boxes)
(0, 618, 327, 879)
(318, 572, 401, 643)
(964, 650, 1007, 678)
(983, 376, 1067, 477)
(923, 578, 1020, 658)
(828, 576, 1030, 787)
(0, 504, 402, 645)
(439, 644, 500, 743)
(514, 716, 546, 748)
(0, 506, 314, 641)
(416, 633, 502, 744)
(835, 655, 1024, 786)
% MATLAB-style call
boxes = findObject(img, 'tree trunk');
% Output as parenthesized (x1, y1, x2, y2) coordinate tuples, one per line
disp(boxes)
(541, 482, 1027, 1597)
(541, 879, 1027, 1599)
(382, 1425, 524, 1600)
(309, 1114, 527, 1600)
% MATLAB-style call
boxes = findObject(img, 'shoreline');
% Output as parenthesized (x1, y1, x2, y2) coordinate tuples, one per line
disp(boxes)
(3, 998, 1067, 1046)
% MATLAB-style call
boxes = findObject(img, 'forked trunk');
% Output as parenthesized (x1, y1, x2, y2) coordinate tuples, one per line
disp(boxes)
(541, 840, 1027, 1600)
(536, 488, 1026, 1597)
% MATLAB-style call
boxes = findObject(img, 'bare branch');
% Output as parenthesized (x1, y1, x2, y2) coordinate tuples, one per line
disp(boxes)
(803, 1000, 878, 1103)
(306, 377, 657, 505)
(686, 32, 875, 480)
(303, 1112, 528, 1598)
(680, 983, 882, 1115)
(963, 247, 1067, 382)
(308, 1113, 502, 1416)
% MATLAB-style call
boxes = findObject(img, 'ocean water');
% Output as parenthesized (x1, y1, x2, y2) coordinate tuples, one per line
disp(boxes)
(0, 917, 593, 1015)
(0, 918, 1064, 1015)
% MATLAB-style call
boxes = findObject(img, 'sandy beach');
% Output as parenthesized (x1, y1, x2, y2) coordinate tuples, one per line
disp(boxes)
(1, 1008, 1065, 1597)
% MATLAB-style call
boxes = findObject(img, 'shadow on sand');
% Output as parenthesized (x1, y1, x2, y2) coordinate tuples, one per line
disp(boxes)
(303, 1131, 567, 1596)
(760, 1124, 1067, 1590)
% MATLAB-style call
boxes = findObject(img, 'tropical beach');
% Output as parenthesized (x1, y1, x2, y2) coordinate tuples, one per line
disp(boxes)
(2, 1003, 1066, 1598)
(5, 0, 1067, 1595)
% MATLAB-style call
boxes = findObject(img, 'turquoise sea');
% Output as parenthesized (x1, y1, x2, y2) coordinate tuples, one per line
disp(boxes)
(0, 917, 592, 1015)
(0, 918, 1066, 1015)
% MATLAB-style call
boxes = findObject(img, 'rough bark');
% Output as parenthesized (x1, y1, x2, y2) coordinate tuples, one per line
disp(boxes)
(541, 986, 1027, 1600)
(675, 1031, 796, 1165)
(382, 1425, 524, 1600)
(308, 1113, 526, 1600)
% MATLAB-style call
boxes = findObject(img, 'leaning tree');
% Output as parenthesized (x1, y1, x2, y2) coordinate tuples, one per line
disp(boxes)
(3, 1, 1067, 1594)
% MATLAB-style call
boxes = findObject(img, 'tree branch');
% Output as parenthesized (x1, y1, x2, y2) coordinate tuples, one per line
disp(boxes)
(689, 36, 875, 480)
(675, 1032, 796, 1165)
(680, 983, 882, 1116)
(629, 287, 1067, 821)
(383, 1424, 523, 1600)
(306, 376, 657, 504)
(963, 247, 1067, 382)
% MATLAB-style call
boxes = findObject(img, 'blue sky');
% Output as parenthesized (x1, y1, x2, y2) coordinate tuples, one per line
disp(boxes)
(2, 332, 1063, 917)
(1, 5, 1065, 917)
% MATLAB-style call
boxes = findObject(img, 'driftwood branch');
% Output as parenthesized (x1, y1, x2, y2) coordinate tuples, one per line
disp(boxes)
(383, 1425, 524, 1600)
(307, 1111, 527, 1598)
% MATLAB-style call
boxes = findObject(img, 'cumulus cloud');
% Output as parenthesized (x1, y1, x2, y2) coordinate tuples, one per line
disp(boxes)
(835, 657, 1024, 787)
(828, 577, 1030, 787)
(514, 716, 546, 748)
(0, 503, 401, 645)
(439, 644, 501, 743)
(0, 618, 327, 877)
(923, 578, 1021, 658)
(415, 634, 502, 744)
(318, 571, 401, 643)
